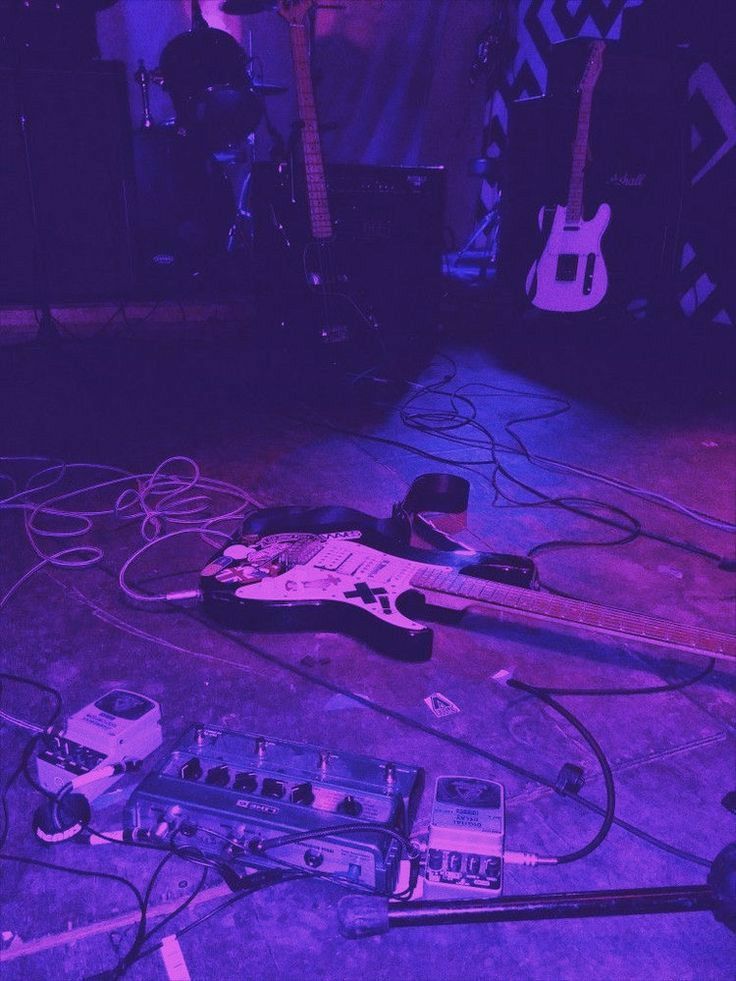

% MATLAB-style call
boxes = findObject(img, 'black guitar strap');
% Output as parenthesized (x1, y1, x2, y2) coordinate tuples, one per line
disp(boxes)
(394, 473, 470, 552)
(237, 473, 536, 588)
(240, 473, 469, 550)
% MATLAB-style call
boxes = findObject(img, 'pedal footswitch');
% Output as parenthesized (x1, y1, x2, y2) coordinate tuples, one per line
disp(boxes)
(423, 775, 504, 899)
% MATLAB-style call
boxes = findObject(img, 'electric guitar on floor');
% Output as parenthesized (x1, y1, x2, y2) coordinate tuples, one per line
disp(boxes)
(201, 526, 736, 666)
(526, 40, 610, 313)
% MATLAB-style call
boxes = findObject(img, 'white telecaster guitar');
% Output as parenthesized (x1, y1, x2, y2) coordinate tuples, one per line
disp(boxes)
(526, 41, 610, 313)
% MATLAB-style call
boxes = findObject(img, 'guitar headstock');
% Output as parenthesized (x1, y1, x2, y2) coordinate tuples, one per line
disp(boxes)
(276, 0, 316, 25)
(578, 39, 606, 94)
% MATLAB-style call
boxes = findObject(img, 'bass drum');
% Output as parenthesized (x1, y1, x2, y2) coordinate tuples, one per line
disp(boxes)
(133, 123, 236, 296)
(157, 25, 263, 153)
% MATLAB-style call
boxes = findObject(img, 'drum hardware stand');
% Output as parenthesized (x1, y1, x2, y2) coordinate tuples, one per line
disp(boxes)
(134, 61, 155, 129)
(453, 156, 502, 275)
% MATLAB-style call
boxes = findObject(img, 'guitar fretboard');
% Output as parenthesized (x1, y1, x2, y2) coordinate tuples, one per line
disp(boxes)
(566, 43, 605, 225)
(411, 566, 735, 663)
(288, 22, 333, 240)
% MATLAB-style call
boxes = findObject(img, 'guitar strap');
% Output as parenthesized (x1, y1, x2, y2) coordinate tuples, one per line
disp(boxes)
(237, 473, 537, 588)
(395, 473, 470, 551)
(240, 473, 470, 550)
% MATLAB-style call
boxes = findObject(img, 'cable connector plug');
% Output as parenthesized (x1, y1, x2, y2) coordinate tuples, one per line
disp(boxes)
(504, 850, 558, 867)
(555, 763, 585, 797)
(163, 589, 202, 604)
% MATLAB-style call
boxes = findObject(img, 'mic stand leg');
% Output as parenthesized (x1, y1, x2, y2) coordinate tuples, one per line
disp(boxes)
(16, 73, 61, 344)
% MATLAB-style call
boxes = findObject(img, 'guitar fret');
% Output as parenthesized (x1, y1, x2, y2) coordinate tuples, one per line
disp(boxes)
(410, 566, 734, 660)
(288, 13, 334, 233)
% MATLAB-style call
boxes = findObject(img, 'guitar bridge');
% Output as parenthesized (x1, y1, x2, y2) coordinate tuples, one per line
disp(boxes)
(583, 253, 596, 295)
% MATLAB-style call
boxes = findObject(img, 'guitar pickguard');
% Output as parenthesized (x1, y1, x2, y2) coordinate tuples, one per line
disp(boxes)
(526, 204, 610, 313)
(202, 531, 437, 660)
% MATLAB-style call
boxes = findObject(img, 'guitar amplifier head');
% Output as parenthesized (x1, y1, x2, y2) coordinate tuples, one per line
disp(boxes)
(125, 725, 424, 894)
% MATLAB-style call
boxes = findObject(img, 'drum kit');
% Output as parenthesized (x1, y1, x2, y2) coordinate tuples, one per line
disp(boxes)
(132, 0, 293, 290)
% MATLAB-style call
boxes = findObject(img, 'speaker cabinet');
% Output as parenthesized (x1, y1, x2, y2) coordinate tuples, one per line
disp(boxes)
(249, 162, 446, 365)
(0, 60, 135, 304)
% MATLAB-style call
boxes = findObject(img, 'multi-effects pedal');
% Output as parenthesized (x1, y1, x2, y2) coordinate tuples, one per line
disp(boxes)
(125, 726, 424, 895)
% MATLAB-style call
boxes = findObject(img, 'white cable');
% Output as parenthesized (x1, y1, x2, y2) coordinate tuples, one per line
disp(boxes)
(503, 850, 558, 867)
(118, 528, 230, 603)
(0, 456, 262, 612)
(0, 709, 45, 733)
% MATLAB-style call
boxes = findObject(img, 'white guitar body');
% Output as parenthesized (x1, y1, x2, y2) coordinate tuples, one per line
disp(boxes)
(525, 203, 611, 313)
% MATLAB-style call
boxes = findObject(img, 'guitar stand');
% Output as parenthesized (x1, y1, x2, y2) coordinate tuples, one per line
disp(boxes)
(452, 156, 502, 275)
(338, 843, 736, 938)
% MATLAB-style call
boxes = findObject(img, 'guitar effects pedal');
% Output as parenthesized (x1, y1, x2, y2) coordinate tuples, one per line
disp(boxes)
(35, 689, 162, 800)
(423, 775, 505, 899)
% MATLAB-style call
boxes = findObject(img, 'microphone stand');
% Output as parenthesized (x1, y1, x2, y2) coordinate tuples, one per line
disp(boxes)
(14, 62, 61, 343)
(339, 842, 736, 938)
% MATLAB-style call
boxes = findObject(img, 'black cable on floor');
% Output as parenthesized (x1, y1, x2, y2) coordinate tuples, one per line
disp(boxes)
(516, 657, 717, 698)
(0, 852, 144, 975)
(121, 869, 304, 975)
(507, 678, 616, 865)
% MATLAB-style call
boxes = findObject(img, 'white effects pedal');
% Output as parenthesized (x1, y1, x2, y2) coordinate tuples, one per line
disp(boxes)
(423, 775, 505, 899)
(36, 689, 162, 800)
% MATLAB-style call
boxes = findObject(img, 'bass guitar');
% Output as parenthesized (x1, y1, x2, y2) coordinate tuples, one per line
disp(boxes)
(277, 0, 374, 346)
(201, 525, 735, 666)
(525, 40, 610, 313)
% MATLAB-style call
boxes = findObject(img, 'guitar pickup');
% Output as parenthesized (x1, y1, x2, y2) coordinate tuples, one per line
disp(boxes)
(555, 254, 579, 282)
(583, 253, 596, 295)
(314, 549, 350, 571)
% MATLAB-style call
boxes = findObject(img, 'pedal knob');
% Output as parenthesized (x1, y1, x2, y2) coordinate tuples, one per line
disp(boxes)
(180, 757, 202, 781)
(261, 778, 285, 799)
(337, 795, 363, 818)
(291, 782, 315, 805)
(233, 772, 257, 793)
(205, 765, 230, 787)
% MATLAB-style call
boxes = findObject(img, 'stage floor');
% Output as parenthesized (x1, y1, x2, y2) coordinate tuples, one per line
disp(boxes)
(1, 314, 734, 979)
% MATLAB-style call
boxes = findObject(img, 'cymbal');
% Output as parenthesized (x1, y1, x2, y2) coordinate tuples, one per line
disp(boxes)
(221, 0, 276, 14)
(252, 81, 288, 96)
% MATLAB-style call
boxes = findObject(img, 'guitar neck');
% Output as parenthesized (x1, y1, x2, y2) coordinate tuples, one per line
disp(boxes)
(565, 86, 594, 225)
(288, 19, 333, 240)
(411, 567, 735, 664)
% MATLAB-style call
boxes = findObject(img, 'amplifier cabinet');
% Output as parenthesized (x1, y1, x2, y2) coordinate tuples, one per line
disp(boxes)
(0, 60, 135, 304)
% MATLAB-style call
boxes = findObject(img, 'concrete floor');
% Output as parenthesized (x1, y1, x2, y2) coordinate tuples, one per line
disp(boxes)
(1, 310, 735, 979)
